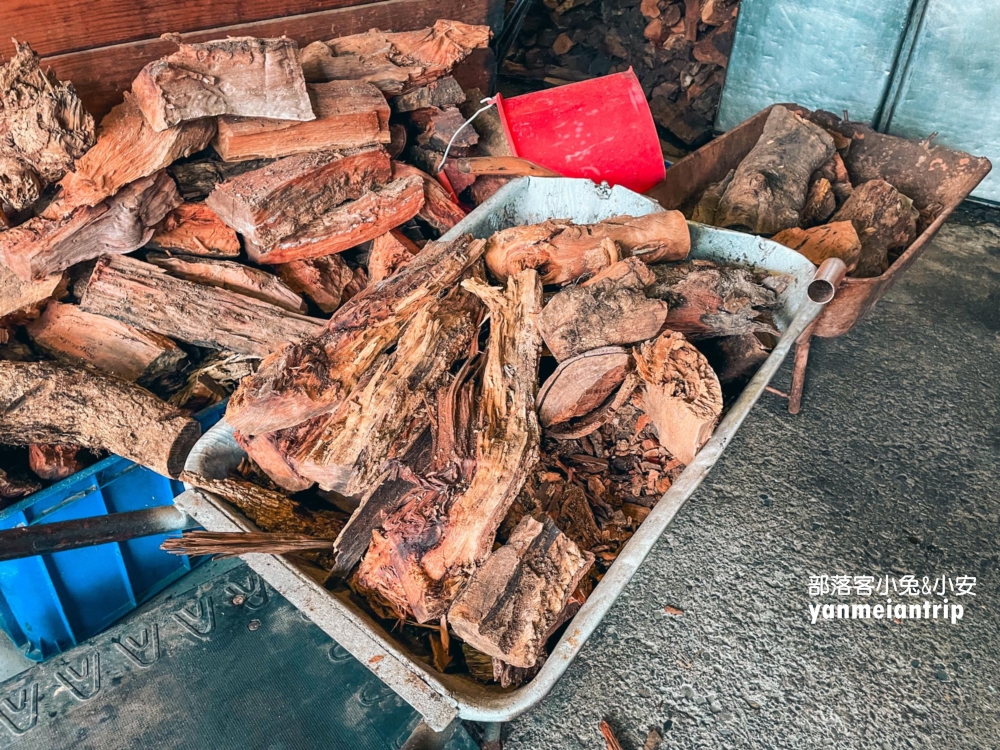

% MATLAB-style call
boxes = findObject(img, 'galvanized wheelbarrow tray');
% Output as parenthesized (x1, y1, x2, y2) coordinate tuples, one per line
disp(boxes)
(175, 177, 843, 734)
(647, 104, 991, 413)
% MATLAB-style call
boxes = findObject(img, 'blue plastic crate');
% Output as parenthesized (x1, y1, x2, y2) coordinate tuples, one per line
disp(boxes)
(0, 403, 224, 661)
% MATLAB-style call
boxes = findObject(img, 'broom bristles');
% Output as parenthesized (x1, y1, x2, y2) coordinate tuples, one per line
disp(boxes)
(161, 531, 334, 558)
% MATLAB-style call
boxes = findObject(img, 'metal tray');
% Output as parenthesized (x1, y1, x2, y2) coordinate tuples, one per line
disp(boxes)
(175, 177, 841, 731)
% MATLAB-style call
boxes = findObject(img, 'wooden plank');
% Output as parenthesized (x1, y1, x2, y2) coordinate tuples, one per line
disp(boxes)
(39, 0, 501, 119)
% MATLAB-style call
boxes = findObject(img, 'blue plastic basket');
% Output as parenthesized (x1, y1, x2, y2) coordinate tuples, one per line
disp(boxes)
(0, 403, 224, 661)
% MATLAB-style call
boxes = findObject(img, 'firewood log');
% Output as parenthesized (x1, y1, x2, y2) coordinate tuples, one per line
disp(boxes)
(55, 94, 214, 211)
(300, 21, 490, 95)
(831, 179, 917, 278)
(486, 212, 690, 285)
(132, 37, 314, 132)
(234, 430, 313, 493)
(226, 235, 486, 435)
(692, 19, 735, 67)
(537, 346, 632, 427)
(683, 0, 700, 41)
(243, 175, 425, 265)
(213, 81, 391, 162)
(387, 124, 407, 158)
(148, 203, 240, 257)
(771, 222, 862, 273)
(690, 169, 734, 224)
(0, 263, 64, 318)
(79, 255, 324, 357)
(715, 106, 835, 234)
(410, 107, 479, 151)
(0, 171, 180, 281)
(26, 301, 186, 384)
(540, 257, 668, 361)
(646, 261, 778, 339)
(0, 360, 200, 477)
(0, 42, 95, 211)
(169, 158, 273, 203)
(801, 177, 836, 227)
(702, 0, 739, 24)
(814, 152, 853, 204)
(0, 468, 40, 503)
(697, 333, 770, 390)
(368, 230, 419, 283)
(362, 270, 543, 622)
(28, 444, 84, 482)
(448, 515, 594, 668)
(391, 162, 466, 232)
(206, 145, 391, 248)
(633, 331, 723, 465)
(459, 89, 512, 158)
(393, 76, 467, 113)
(273, 254, 354, 314)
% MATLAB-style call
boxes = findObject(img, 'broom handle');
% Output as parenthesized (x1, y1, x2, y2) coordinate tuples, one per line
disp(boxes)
(453, 156, 561, 178)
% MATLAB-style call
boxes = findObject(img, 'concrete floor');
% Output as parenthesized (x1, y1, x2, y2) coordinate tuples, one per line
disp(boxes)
(507, 205, 1000, 749)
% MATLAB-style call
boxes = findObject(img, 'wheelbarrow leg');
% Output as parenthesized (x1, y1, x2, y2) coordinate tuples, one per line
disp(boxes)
(400, 719, 459, 750)
(788, 324, 815, 415)
(482, 721, 503, 750)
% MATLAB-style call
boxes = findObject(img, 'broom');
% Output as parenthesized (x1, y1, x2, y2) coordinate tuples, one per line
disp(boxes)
(161, 530, 335, 558)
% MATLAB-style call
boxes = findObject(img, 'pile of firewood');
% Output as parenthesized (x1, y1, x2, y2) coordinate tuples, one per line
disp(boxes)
(687, 105, 921, 279)
(504, 0, 740, 152)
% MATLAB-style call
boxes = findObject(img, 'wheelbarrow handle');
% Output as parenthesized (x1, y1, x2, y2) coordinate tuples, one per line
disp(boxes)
(0, 506, 198, 562)
(453, 156, 561, 178)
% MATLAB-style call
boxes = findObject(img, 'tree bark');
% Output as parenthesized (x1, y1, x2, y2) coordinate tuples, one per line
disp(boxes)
(0, 360, 200, 477)
(368, 230, 419, 283)
(537, 346, 632, 427)
(393, 76, 466, 113)
(392, 161, 467, 233)
(168, 157, 273, 203)
(832, 179, 917, 278)
(80, 254, 324, 357)
(148, 203, 240, 257)
(772, 221, 862, 273)
(132, 37, 314, 132)
(273, 254, 354, 314)
(409, 106, 479, 151)
(0, 263, 64, 318)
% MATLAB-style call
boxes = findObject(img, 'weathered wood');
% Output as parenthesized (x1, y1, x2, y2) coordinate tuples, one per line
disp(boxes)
(274, 254, 354, 314)
(0, 42, 95, 210)
(540, 257, 668, 361)
(80, 254, 324, 357)
(683, 0, 700, 41)
(227, 234, 486, 435)
(537, 346, 632, 427)
(448, 515, 593, 668)
(697, 333, 770, 390)
(646, 261, 778, 339)
(0, 263, 64, 318)
(0, 468, 40, 503)
(690, 169, 734, 225)
(168, 158, 273, 203)
(132, 37, 314, 132)
(213, 81, 391, 162)
(392, 161, 466, 233)
(692, 18, 735, 67)
(716, 106, 835, 234)
(771, 222, 862, 274)
(831, 179, 917, 278)
(26, 301, 186, 384)
(486, 212, 690, 285)
(149, 202, 240, 257)
(633, 331, 723, 465)
(234, 430, 313, 493)
(243, 174, 425, 264)
(801, 176, 836, 227)
(206, 145, 391, 248)
(410, 106, 479, 151)
(55, 94, 214, 211)
(393, 76, 466, 113)
(300, 20, 491, 95)
(0, 171, 180, 281)
(368, 230, 419, 283)
(0, 360, 200, 477)
(702, 0, 739, 24)
(145, 253, 307, 313)
(28, 444, 84, 482)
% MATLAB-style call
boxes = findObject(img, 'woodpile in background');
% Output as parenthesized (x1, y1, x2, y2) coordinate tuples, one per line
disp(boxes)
(503, 0, 740, 152)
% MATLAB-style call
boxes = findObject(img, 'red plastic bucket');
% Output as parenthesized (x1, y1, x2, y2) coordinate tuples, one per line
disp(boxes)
(494, 69, 665, 193)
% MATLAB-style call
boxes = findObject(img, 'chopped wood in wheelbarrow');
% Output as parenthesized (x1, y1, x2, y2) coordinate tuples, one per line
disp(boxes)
(0, 24, 785, 685)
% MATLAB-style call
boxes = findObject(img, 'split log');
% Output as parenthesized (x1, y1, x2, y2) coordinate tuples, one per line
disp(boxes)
(0, 171, 180, 281)
(148, 203, 240, 257)
(0, 468, 40, 502)
(344, 266, 368, 302)
(167, 353, 256, 412)
(697, 333, 770, 390)
(55, 94, 214, 211)
(0, 263, 64, 318)
(690, 169, 734, 224)
(300, 21, 490, 95)
(486, 212, 690, 285)
(169, 158, 273, 203)
(0, 360, 200, 477)
(0, 42, 95, 210)
(831, 179, 917, 278)
(28, 444, 84, 482)
(274, 254, 354, 314)
(243, 175, 425, 264)
(448, 515, 593, 668)
(213, 81, 391, 162)
(145, 253, 306, 313)
(771, 222, 862, 273)
(801, 177, 836, 227)
(633, 331, 723, 465)
(468, 176, 509, 206)
(26, 301, 186, 384)
(205, 145, 391, 248)
(132, 37, 314, 132)
(393, 76, 467, 113)
(815, 152, 853, 204)
(387, 124, 407, 158)
(234, 430, 313, 493)
(226, 234, 486, 435)
(79, 255, 324, 357)
(410, 107, 479, 151)
(540, 257, 668, 360)
(392, 162, 466, 233)
(537, 346, 632, 427)
(363, 270, 543, 622)
(646, 261, 778, 339)
(702, 0, 739, 24)
(715, 106, 835, 234)
(368, 230, 419, 283)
